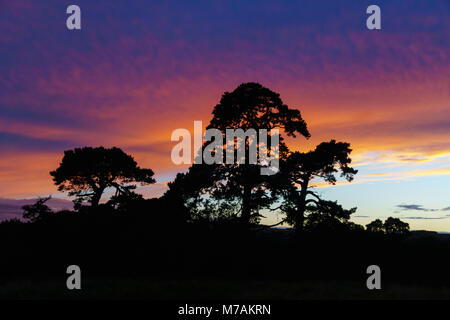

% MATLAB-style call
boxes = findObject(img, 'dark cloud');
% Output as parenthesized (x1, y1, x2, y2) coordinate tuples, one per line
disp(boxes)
(0, 132, 76, 152)
(0, 103, 93, 130)
(396, 204, 450, 220)
(396, 204, 438, 212)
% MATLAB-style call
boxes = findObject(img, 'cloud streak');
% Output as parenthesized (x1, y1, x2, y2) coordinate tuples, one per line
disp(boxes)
(396, 204, 439, 212)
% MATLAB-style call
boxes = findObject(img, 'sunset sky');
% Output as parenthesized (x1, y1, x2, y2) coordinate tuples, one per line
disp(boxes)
(0, 1, 449, 230)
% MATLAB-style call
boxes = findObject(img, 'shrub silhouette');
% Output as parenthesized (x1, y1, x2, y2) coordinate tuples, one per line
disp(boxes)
(22, 196, 53, 222)
(304, 199, 358, 232)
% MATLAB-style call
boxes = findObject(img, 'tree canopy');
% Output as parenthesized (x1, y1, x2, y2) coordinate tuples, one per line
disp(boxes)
(383, 217, 410, 234)
(50, 146, 155, 207)
(366, 217, 410, 234)
(366, 219, 384, 233)
(276, 140, 358, 232)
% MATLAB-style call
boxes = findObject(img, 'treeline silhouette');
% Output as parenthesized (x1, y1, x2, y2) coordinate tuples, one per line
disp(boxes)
(1, 83, 449, 297)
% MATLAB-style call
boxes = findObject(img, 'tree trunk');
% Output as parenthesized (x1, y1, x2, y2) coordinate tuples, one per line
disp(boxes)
(295, 180, 309, 234)
(240, 143, 252, 226)
(91, 188, 104, 207)
(241, 183, 251, 225)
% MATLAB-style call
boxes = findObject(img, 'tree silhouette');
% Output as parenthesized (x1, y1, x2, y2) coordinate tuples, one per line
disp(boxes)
(365, 217, 409, 234)
(163, 165, 217, 221)
(50, 147, 155, 207)
(22, 196, 53, 222)
(303, 199, 357, 231)
(278, 140, 358, 233)
(366, 219, 384, 233)
(384, 217, 410, 234)
(201, 82, 310, 225)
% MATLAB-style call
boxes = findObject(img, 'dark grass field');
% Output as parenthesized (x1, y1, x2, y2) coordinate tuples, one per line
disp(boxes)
(1, 277, 450, 300)
(2, 211, 450, 301)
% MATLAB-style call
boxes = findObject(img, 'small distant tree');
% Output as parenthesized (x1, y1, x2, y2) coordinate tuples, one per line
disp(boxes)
(346, 221, 365, 232)
(384, 217, 410, 234)
(107, 191, 144, 212)
(50, 147, 155, 207)
(366, 217, 409, 234)
(366, 219, 384, 233)
(0, 218, 24, 226)
(303, 199, 357, 231)
(22, 196, 53, 222)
